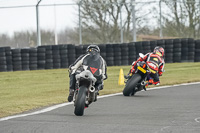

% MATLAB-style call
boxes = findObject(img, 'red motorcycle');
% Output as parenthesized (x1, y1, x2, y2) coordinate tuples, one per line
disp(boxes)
(123, 53, 158, 96)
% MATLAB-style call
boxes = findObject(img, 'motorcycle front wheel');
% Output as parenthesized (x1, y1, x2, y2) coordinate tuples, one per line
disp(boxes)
(123, 73, 142, 96)
(74, 86, 87, 116)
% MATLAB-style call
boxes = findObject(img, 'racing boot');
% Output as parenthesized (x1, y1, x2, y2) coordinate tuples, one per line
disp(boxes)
(148, 79, 160, 85)
(94, 84, 102, 102)
(68, 89, 74, 102)
(68, 74, 76, 102)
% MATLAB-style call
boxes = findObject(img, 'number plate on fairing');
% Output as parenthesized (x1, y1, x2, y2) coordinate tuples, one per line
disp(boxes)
(137, 66, 146, 73)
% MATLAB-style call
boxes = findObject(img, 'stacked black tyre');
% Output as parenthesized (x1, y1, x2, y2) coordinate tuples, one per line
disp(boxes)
(44, 46, 53, 69)
(157, 40, 166, 61)
(5, 47, 13, 71)
(82, 44, 89, 54)
(135, 42, 143, 59)
(68, 44, 76, 67)
(98, 44, 106, 60)
(59, 44, 69, 68)
(128, 42, 136, 65)
(75, 45, 84, 59)
(165, 39, 173, 63)
(21, 48, 30, 71)
(157, 40, 165, 49)
(142, 41, 151, 54)
(0, 47, 8, 72)
(113, 44, 121, 66)
(106, 44, 114, 66)
(173, 39, 181, 62)
(52, 45, 61, 69)
(188, 38, 195, 62)
(37, 46, 46, 70)
(120, 43, 129, 65)
(195, 40, 200, 62)
(181, 39, 189, 62)
(29, 48, 38, 70)
(150, 41, 157, 51)
(12, 49, 22, 71)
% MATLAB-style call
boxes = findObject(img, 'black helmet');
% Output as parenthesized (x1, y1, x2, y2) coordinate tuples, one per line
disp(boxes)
(86, 45, 100, 53)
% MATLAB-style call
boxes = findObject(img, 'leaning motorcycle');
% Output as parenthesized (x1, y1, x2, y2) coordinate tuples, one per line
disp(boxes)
(73, 70, 98, 116)
(123, 53, 156, 96)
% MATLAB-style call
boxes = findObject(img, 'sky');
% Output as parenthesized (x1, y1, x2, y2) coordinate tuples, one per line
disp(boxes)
(0, 0, 78, 36)
(0, 0, 163, 36)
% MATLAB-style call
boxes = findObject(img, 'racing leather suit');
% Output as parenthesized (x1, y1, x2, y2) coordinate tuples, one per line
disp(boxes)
(69, 53, 107, 91)
(130, 53, 165, 85)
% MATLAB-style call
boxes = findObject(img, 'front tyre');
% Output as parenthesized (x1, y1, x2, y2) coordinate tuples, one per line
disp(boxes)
(123, 73, 142, 96)
(74, 86, 87, 116)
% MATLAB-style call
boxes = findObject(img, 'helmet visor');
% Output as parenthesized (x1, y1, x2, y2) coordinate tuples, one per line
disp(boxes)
(88, 48, 99, 56)
(156, 51, 162, 57)
(88, 48, 99, 53)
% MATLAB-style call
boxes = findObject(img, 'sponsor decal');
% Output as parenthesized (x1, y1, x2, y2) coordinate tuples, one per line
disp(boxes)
(90, 67, 98, 74)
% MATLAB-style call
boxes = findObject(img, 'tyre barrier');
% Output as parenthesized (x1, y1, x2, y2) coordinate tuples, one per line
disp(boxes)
(128, 42, 136, 65)
(67, 44, 76, 67)
(150, 41, 157, 52)
(37, 46, 46, 70)
(135, 41, 143, 59)
(173, 39, 182, 62)
(5, 47, 12, 71)
(0, 47, 8, 72)
(99, 44, 106, 60)
(121, 43, 129, 66)
(181, 38, 189, 62)
(21, 48, 30, 71)
(188, 38, 195, 62)
(59, 44, 69, 68)
(29, 48, 38, 70)
(0, 38, 200, 72)
(52, 45, 61, 69)
(165, 39, 173, 63)
(11, 49, 22, 71)
(113, 44, 121, 66)
(195, 40, 200, 62)
(106, 44, 114, 66)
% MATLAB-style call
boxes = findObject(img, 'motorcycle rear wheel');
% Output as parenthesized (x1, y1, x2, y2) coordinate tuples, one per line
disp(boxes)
(123, 73, 142, 96)
(74, 86, 87, 116)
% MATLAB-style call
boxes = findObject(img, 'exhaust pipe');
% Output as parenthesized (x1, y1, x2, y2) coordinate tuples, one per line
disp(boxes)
(141, 81, 146, 86)
(89, 86, 95, 93)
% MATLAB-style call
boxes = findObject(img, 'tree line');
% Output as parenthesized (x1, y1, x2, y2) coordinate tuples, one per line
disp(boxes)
(0, 0, 200, 48)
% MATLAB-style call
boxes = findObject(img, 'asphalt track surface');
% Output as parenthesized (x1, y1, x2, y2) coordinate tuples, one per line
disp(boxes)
(0, 83, 200, 133)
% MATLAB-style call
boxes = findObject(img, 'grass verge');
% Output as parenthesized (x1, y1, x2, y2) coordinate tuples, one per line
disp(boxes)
(0, 62, 200, 118)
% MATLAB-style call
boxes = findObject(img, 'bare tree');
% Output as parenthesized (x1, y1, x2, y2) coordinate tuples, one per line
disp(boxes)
(162, 0, 200, 39)
(58, 27, 80, 44)
(77, 0, 151, 43)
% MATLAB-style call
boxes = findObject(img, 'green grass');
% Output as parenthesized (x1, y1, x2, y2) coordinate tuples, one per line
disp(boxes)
(0, 62, 200, 118)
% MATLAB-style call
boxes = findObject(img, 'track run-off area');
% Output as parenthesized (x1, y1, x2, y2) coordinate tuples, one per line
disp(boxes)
(0, 82, 200, 133)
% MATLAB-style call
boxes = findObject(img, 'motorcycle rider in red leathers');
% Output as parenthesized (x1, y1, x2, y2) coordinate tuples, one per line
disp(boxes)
(127, 46, 165, 86)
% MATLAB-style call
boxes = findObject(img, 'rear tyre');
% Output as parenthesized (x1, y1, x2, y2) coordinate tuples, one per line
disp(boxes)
(123, 73, 142, 96)
(74, 86, 87, 116)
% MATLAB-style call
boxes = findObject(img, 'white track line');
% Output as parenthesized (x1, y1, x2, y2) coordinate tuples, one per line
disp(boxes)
(0, 82, 200, 122)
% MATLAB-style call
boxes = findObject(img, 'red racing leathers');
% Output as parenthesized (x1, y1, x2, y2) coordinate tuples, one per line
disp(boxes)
(130, 53, 165, 85)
